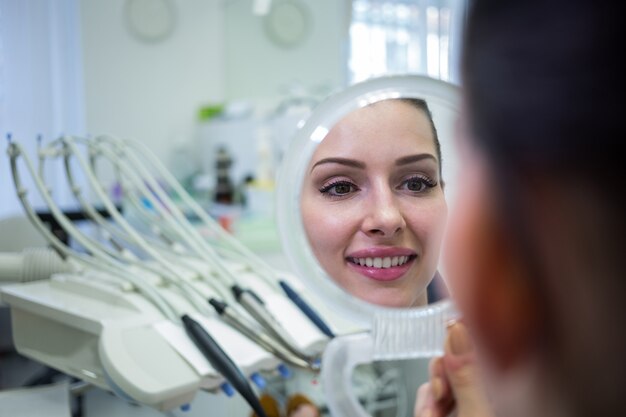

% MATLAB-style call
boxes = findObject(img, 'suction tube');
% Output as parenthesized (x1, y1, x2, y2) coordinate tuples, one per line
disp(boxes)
(181, 315, 267, 417)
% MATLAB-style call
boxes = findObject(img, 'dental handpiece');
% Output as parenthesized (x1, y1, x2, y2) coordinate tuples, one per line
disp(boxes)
(231, 285, 314, 363)
(279, 280, 335, 339)
(182, 315, 268, 417)
(208, 299, 315, 371)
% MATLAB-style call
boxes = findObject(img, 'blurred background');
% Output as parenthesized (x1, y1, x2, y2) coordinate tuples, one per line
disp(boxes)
(0, 0, 464, 231)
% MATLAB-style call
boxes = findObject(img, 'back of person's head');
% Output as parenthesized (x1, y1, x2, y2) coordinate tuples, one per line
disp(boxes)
(461, 1, 624, 415)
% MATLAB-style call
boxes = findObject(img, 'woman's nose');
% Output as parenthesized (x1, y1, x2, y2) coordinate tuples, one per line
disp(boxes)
(361, 188, 406, 237)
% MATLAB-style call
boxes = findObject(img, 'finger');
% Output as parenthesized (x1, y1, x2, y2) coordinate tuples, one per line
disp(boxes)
(442, 322, 493, 415)
(429, 357, 451, 403)
(418, 384, 455, 417)
(443, 321, 477, 388)
(416, 379, 456, 417)
(431, 376, 447, 403)
(414, 382, 433, 416)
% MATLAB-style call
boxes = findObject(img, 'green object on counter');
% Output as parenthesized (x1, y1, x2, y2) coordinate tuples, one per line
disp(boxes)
(198, 104, 225, 121)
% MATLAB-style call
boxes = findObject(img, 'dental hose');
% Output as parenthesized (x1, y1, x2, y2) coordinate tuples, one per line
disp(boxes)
(9, 138, 269, 413)
(95, 137, 333, 353)
(114, 138, 336, 338)
(59, 137, 316, 383)
(182, 315, 268, 417)
(70, 137, 325, 397)
(58, 139, 278, 410)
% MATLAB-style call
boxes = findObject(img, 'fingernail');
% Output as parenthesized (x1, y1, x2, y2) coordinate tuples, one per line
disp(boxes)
(431, 377, 444, 401)
(448, 322, 473, 355)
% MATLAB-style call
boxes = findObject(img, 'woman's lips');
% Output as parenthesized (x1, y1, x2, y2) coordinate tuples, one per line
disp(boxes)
(345, 247, 417, 282)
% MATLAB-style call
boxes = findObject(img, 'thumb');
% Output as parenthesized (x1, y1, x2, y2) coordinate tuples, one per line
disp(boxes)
(442, 322, 491, 415)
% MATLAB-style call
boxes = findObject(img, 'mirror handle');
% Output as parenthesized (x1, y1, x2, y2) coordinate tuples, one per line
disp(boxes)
(321, 332, 375, 417)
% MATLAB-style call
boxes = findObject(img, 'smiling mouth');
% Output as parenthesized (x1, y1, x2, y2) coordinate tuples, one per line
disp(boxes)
(346, 255, 417, 269)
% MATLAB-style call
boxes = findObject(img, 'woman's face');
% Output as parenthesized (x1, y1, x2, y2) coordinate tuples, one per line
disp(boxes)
(301, 100, 447, 308)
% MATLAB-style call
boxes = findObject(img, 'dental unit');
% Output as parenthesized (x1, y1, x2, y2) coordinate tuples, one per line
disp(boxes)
(112, 136, 334, 336)
(82, 135, 331, 357)
(0, 134, 331, 414)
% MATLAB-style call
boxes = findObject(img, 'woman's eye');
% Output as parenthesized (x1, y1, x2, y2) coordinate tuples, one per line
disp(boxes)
(406, 178, 426, 192)
(319, 181, 358, 197)
(332, 183, 352, 194)
(400, 176, 437, 193)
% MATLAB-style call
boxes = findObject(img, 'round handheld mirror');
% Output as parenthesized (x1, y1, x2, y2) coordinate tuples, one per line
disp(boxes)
(276, 75, 460, 416)
(277, 75, 459, 321)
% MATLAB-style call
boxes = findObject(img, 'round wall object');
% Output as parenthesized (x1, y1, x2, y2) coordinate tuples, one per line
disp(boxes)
(125, 0, 176, 43)
(264, 0, 311, 48)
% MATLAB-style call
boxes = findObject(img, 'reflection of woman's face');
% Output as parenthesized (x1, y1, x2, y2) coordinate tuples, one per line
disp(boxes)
(301, 100, 447, 308)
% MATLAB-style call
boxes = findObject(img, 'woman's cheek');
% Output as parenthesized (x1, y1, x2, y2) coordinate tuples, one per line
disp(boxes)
(406, 198, 448, 251)
(303, 203, 351, 266)
(433, 199, 449, 246)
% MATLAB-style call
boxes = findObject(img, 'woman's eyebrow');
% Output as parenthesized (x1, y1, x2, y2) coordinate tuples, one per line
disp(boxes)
(310, 157, 366, 172)
(395, 153, 437, 166)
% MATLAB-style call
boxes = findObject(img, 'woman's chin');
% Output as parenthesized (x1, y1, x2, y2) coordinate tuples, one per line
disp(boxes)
(357, 293, 415, 308)
(332, 268, 428, 308)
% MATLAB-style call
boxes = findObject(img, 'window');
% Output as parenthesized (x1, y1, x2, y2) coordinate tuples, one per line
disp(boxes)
(0, 0, 84, 218)
(349, 0, 466, 84)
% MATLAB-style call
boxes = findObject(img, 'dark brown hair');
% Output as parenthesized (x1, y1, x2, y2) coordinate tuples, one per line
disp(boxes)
(400, 98, 441, 174)
(462, 1, 625, 415)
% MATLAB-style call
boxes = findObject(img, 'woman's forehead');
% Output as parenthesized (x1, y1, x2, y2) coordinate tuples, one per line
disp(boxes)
(312, 102, 438, 163)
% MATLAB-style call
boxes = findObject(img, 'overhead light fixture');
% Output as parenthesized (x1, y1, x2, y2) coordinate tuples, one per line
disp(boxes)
(253, 0, 272, 16)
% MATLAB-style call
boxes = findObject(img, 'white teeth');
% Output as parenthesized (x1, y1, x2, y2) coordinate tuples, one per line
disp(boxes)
(351, 255, 412, 269)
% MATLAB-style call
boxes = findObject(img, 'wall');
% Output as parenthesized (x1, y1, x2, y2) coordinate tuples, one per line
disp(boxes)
(79, 0, 225, 170)
(79, 0, 350, 179)
(224, 0, 350, 101)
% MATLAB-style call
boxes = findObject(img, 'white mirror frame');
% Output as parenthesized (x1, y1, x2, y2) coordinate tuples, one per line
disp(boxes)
(276, 74, 460, 330)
